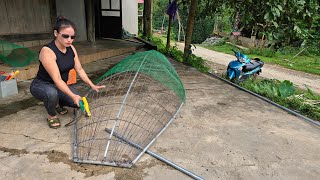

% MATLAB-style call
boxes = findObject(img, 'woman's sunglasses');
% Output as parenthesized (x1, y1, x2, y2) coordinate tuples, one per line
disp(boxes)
(60, 33, 76, 39)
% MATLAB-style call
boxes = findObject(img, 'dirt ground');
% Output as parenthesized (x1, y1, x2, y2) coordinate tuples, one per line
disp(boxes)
(176, 43, 320, 94)
(0, 52, 319, 179)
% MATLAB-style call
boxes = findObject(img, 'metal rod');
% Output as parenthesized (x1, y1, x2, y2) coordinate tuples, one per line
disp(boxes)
(104, 53, 150, 158)
(208, 72, 320, 127)
(73, 109, 79, 160)
(105, 128, 204, 180)
(73, 158, 131, 168)
(132, 103, 184, 164)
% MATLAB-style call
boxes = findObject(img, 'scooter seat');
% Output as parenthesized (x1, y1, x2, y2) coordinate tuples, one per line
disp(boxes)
(242, 61, 264, 72)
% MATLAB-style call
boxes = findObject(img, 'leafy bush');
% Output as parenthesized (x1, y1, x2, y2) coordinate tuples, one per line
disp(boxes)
(167, 45, 184, 62)
(191, 16, 215, 44)
(147, 38, 163, 55)
(148, 36, 210, 73)
(184, 54, 210, 73)
(307, 46, 320, 56)
(240, 78, 320, 121)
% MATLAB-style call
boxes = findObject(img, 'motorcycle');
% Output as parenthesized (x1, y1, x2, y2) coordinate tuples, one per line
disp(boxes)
(226, 50, 264, 82)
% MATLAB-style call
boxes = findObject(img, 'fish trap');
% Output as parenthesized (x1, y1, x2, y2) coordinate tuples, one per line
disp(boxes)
(73, 50, 186, 167)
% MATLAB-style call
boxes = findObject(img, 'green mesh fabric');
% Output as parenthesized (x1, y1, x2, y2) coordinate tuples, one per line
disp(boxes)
(96, 50, 186, 102)
(0, 40, 38, 67)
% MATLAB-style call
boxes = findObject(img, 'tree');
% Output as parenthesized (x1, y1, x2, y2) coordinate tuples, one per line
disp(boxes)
(183, 0, 198, 59)
(203, 0, 319, 48)
(263, 0, 319, 47)
(143, 0, 153, 38)
(85, 0, 95, 45)
(166, 0, 177, 50)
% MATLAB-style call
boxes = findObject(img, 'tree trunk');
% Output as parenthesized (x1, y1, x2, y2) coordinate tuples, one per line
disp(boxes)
(183, 0, 197, 60)
(143, 0, 153, 38)
(85, 0, 95, 45)
(166, 14, 173, 50)
(233, 10, 240, 31)
(177, 11, 181, 42)
(232, 10, 240, 44)
(166, 0, 177, 50)
(260, 34, 265, 48)
(251, 26, 257, 48)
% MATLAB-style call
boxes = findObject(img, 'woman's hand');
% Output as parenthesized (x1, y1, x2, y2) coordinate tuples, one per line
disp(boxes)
(91, 85, 106, 92)
(71, 94, 83, 107)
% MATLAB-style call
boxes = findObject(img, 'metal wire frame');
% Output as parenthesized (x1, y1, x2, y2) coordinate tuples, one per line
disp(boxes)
(73, 62, 184, 167)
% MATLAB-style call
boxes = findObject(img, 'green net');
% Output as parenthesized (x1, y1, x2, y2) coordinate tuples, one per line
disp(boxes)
(96, 50, 186, 102)
(0, 40, 38, 67)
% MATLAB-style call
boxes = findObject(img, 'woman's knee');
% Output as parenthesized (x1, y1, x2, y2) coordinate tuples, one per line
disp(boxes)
(46, 88, 58, 101)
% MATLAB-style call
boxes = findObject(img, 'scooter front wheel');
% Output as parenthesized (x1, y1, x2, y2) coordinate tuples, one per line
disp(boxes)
(227, 68, 236, 80)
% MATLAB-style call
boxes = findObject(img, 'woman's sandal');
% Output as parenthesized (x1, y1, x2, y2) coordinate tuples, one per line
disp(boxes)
(56, 106, 68, 115)
(47, 118, 61, 129)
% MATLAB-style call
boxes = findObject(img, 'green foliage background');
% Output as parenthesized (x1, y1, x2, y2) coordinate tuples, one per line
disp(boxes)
(152, 0, 320, 54)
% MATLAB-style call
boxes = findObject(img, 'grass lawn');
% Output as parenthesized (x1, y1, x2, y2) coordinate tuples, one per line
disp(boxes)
(200, 43, 320, 75)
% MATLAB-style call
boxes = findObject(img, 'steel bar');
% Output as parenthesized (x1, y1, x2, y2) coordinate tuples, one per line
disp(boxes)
(208, 72, 320, 127)
(132, 103, 184, 164)
(105, 128, 204, 180)
(104, 54, 150, 158)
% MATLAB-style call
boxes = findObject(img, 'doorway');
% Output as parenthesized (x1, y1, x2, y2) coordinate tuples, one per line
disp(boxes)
(96, 0, 122, 39)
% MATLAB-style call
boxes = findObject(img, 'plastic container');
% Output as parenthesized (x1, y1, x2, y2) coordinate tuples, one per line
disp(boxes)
(0, 79, 18, 98)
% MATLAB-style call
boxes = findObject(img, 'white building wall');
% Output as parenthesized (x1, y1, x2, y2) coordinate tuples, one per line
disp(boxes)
(122, 0, 138, 35)
(55, 0, 87, 41)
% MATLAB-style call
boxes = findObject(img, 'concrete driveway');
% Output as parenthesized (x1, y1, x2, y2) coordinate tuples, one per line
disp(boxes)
(0, 52, 319, 179)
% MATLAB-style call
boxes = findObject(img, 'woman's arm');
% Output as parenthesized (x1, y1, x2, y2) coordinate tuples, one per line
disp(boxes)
(71, 45, 105, 92)
(40, 47, 82, 106)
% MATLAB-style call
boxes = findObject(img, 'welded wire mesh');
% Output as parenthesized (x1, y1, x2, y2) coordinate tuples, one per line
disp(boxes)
(74, 50, 185, 167)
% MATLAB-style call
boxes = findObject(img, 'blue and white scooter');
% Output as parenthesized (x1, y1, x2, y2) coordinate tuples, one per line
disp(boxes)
(226, 50, 264, 82)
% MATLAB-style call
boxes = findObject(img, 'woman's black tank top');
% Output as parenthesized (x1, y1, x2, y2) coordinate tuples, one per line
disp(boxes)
(36, 40, 75, 83)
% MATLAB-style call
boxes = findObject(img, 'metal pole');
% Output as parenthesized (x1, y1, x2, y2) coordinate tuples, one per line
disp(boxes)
(132, 103, 184, 164)
(208, 72, 320, 127)
(177, 11, 181, 42)
(105, 128, 204, 180)
(104, 53, 150, 158)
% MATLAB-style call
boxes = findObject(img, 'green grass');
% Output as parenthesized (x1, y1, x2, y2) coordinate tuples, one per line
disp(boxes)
(200, 44, 320, 75)
(156, 35, 177, 46)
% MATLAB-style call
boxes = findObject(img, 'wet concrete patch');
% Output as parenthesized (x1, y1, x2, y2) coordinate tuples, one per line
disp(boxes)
(34, 150, 165, 179)
(0, 145, 165, 179)
(217, 102, 227, 106)
(0, 146, 28, 157)
(0, 97, 40, 118)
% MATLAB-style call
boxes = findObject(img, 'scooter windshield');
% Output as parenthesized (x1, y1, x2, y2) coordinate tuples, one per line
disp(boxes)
(238, 53, 250, 63)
